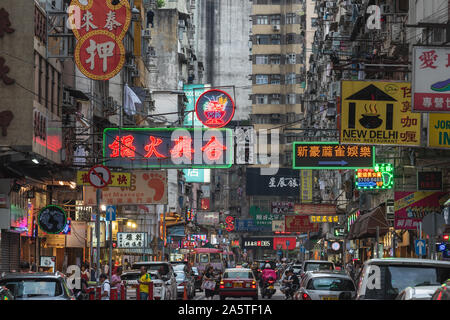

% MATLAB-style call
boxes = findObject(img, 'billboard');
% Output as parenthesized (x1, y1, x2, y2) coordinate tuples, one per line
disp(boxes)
(183, 84, 207, 126)
(83, 170, 168, 205)
(340, 81, 421, 146)
(285, 215, 319, 233)
(293, 142, 374, 169)
(103, 128, 233, 169)
(183, 169, 211, 183)
(428, 113, 450, 149)
(394, 191, 449, 230)
(300, 170, 313, 203)
(246, 168, 300, 196)
(412, 46, 450, 112)
(294, 204, 336, 215)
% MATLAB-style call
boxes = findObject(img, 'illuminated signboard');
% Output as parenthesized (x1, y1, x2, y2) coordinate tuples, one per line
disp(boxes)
(347, 210, 360, 232)
(293, 142, 375, 169)
(103, 128, 233, 169)
(195, 89, 235, 128)
(225, 216, 235, 232)
(310, 215, 339, 223)
(69, 0, 131, 80)
(355, 163, 394, 189)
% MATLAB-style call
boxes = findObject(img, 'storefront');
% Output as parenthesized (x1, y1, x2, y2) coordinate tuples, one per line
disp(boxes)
(347, 206, 390, 263)
(242, 237, 274, 261)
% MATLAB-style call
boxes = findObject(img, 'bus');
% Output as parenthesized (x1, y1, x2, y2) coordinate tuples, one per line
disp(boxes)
(188, 248, 225, 275)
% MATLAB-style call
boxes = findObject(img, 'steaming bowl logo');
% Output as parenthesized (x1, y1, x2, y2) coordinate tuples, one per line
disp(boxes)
(195, 89, 235, 128)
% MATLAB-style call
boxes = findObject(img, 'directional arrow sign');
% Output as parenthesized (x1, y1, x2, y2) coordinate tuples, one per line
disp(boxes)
(415, 240, 426, 256)
(106, 205, 116, 221)
(293, 142, 375, 169)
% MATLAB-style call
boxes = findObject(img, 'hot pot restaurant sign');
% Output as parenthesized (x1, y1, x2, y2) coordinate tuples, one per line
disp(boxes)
(195, 89, 235, 128)
(103, 128, 233, 169)
(340, 81, 421, 146)
(68, 0, 131, 80)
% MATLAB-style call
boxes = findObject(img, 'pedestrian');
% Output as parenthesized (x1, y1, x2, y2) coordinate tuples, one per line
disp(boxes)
(90, 263, 98, 282)
(111, 266, 123, 295)
(138, 266, 152, 300)
(19, 261, 30, 273)
(99, 274, 110, 300)
(202, 265, 216, 300)
(102, 261, 109, 275)
(124, 258, 131, 271)
(81, 264, 90, 282)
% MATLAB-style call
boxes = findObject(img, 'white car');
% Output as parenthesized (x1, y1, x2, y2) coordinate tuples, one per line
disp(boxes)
(131, 262, 177, 300)
(396, 286, 441, 300)
(121, 270, 168, 300)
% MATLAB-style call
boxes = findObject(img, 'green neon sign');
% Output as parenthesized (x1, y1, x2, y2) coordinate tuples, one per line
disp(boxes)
(355, 163, 394, 190)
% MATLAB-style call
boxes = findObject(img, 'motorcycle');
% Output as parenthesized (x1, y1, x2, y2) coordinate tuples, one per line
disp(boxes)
(261, 277, 276, 299)
(282, 283, 299, 300)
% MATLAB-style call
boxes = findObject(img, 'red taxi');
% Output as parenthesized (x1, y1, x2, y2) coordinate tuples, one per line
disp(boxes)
(219, 268, 258, 300)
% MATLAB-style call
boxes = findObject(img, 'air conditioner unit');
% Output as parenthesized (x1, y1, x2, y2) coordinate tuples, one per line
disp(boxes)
(272, 25, 280, 31)
(326, 1, 335, 8)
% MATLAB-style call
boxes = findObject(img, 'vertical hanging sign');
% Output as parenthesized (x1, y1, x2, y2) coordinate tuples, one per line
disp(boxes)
(68, 0, 131, 80)
(300, 170, 313, 203)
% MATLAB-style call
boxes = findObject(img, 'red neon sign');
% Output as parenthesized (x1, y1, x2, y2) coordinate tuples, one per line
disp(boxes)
(195, 89, 235, 128)
(225, 216, 235, 232)
(144, 136, 165, 158)
(108, 135, 136, 158)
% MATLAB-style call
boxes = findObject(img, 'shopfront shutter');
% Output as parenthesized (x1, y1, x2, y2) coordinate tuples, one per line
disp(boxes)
(0, 230, 20, 272)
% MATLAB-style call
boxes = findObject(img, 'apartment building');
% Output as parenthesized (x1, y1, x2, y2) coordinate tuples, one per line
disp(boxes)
(250, 0, 307, 167)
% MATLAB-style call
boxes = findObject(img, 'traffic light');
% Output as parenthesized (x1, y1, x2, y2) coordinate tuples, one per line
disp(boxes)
(112, 241, 117, 248)
(443, 234, 449, 242)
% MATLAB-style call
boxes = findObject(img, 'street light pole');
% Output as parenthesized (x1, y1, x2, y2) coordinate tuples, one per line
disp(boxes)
(96, 188, 101, 280)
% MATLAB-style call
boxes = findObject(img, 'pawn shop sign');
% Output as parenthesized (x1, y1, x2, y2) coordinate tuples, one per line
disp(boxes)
(88, 165, 112, 188)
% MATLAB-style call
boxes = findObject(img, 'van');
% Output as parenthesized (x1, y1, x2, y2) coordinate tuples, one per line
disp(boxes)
(356, 258, 450, 300)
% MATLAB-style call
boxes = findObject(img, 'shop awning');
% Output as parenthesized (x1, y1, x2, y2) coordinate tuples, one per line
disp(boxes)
(118, 248, 154, 255)
(348, 206, 389, 239)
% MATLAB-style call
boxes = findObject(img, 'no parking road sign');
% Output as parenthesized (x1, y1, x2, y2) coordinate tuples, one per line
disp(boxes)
(88, 165, 112, 188)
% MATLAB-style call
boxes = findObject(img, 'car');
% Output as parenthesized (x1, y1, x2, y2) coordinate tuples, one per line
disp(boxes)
(396, 285, 441, 300)
(191, 267, 202, 291)
(356, 258, 450, 300)
(0, 272, 75, 300)
(300, 260, 335, 278)
(174, 269, 195, 299)
(219, 268, 258, 300)
(299, 270, 356, 300)
(130, 262, 178, 300)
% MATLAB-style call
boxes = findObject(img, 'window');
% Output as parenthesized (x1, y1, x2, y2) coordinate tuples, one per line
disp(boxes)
(271, 94, 281, 104)
(271, 34, 280, 45)
(304, 262, 334, 271)
(256, 75, 269, 84)
(286, 73, 296, 84)
(306, 277, 356, 292)
(256, 55, 269, 64)
(270, 55, 281, 65)
(287, 53, 296, 64)
(210, 253, 222, 263)
(286, 13, 296, 24)
(256, 35, 270, 45)
(223, 272, 254, 279)
(287, 33, 295, 44)
(257, 15, 269, 25)
(287, 94, 296, 104)
(271, 15, 281, 25)
(0, 279, 63, 298)
(311, 18, 318, 27)
(199, 254, 209, 263)
(270, 74, 281, 85)
(256, 94, 269, 104)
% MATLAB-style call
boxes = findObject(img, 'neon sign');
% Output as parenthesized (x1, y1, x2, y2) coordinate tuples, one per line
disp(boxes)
(103, 128, 233, 169)
(347, 210, 360, 232)
(195, 89, 235, 128)
(355, 163, 394, 189)
(225, 216, 235, 232)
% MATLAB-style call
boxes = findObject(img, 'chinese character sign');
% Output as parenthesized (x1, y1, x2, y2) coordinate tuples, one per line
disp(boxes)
(117, 232, 147, 248)
(355, 163, 394, 190)
(69, 0, 131, 80)
(394, 191, 449, 230)
(103, 128, 233, 169)
(293, 142, 374, 169)
(413, 47, 450, 112)
(83, 170, 168, 205)
(341, 81, 421, 146)
(76, 171, 131, 187)
(300, 170, 313, 202)
(246, 168, 300, 196)
(284, 215, 319, 233)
